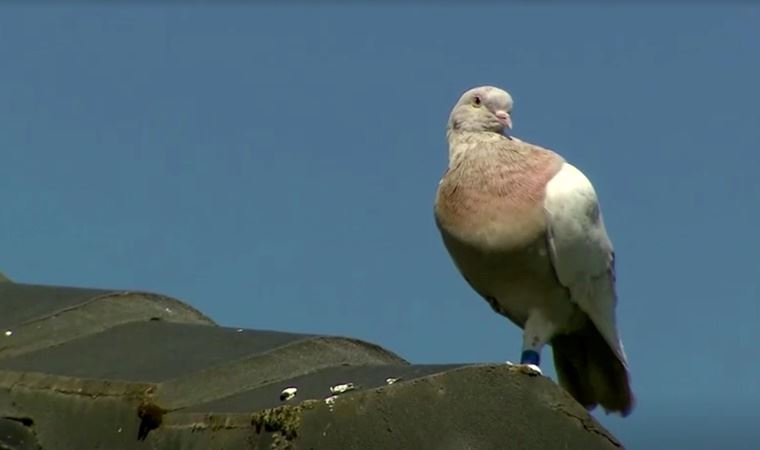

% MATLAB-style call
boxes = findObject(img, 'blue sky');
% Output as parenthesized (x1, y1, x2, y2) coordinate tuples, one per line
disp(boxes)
(1, 5, 758, 449)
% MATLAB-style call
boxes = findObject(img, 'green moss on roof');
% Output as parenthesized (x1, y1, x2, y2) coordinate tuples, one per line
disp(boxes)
(251, 404, 305, 449)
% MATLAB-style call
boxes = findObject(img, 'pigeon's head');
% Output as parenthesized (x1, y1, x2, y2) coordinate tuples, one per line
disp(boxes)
(448, 86, 513, 134)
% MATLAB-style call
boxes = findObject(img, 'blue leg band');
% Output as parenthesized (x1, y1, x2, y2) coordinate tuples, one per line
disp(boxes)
(520, 350, 540, 366)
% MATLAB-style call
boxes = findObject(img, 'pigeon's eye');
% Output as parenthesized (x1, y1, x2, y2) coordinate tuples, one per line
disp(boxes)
(473, 95, 482, 107)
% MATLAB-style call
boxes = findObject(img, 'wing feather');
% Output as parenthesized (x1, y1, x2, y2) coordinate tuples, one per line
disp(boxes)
(544, 163, 628, 367)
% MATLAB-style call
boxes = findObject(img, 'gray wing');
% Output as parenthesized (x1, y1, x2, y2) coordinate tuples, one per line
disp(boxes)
(543, 162, 628, 367)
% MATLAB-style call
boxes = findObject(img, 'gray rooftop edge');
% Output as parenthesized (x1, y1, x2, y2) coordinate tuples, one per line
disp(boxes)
(0, 275, 624, 449)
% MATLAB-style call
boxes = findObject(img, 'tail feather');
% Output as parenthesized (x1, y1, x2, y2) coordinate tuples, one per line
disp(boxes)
(551, 323, 635, 416)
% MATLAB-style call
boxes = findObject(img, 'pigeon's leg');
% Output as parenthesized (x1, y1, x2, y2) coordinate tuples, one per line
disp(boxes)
(512, 311, 556, 376)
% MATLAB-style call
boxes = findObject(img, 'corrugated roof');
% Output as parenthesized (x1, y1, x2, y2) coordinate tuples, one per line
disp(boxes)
(0, 279, 623, 449)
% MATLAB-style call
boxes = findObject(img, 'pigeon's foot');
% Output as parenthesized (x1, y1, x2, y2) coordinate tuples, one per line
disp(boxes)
(505, 361, 543, 377)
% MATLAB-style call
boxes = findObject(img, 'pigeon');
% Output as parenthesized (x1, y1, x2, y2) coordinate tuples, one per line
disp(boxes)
(434, 86, 634, 416)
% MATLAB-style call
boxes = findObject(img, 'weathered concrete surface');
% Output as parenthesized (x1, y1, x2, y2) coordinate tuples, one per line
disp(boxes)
(0, 282, 624, 450)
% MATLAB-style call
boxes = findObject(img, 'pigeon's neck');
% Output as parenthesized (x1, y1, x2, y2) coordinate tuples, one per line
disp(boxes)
(447, 130, 531, 168)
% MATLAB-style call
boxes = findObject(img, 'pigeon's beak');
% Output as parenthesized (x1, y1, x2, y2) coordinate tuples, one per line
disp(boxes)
(495, 111, 512, 130)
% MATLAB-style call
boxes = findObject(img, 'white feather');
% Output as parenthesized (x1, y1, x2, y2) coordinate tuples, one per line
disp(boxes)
(544, 163, 629, 367)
